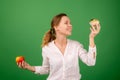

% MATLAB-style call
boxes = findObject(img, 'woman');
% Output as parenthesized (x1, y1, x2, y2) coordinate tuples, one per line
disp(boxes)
(17, 13, 101, 80)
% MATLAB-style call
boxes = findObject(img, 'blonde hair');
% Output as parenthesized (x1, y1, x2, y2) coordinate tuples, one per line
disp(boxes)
(41, 13, 67, 47)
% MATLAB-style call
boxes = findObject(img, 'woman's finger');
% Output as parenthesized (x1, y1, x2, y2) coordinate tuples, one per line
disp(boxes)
(22, 61, 27, 69)
(21, 61, 24, 68)
(91, 26, 96, 32)
(18, 62, 22, 68)
(98, 24, 101, 31)
(17, 62, 19, 66)
(96, 24, 101, 32)
(90, 27, 93, 32)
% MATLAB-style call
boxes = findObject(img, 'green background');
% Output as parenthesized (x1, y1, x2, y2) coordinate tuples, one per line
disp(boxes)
(0, 0, 120, 80)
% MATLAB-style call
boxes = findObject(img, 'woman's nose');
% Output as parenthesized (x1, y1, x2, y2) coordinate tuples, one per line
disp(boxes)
(69, 25, 72, 30)
(69, 23, 72, 27)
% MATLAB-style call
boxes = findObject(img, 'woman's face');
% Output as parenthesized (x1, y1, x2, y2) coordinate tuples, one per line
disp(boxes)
(55, 16, 72, 36)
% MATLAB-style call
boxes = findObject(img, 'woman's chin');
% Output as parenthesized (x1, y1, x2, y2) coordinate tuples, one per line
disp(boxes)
(67, 32, 72, 36)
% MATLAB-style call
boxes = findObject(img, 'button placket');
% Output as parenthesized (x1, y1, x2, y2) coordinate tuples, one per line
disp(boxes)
(62, 57, 66, 80)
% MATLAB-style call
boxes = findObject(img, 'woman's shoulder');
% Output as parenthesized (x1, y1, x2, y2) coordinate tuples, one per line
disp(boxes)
(68, 39, 83, 47)
(42, 41, 54, 50)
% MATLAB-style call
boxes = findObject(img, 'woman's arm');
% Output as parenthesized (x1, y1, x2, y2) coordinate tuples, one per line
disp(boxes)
(78, 20, 101, 66)
(78, 44, 96, 66)
(17, 48, 50, 74)
(89, 21, 101, 58)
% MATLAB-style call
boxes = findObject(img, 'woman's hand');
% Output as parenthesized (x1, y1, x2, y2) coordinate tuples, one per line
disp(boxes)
(89, 23, 101, 38)
(17, 61, 35, 72)
(17, 61, 29, 69)
(89, 19, 101, 47)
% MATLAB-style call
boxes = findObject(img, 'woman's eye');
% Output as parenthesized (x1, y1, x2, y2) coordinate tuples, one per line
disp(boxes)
(64, 21, 71, 25)
(65, 22, 67, 24)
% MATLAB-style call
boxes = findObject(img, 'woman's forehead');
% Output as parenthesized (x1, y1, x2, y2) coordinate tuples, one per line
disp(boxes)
(61, 16, 70, 22)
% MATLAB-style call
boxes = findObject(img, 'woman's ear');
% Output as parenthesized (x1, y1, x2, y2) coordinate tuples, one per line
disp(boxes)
(54, 26, 59, 31)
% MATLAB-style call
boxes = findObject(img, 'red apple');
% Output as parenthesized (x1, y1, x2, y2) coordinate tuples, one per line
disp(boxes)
(16, 56, 25, 63)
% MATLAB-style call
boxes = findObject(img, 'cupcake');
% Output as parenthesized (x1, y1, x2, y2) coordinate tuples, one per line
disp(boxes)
(89, 18, 100, 28)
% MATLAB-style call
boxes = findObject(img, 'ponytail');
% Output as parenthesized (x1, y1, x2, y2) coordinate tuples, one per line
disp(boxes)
(41, 28, 56, 47)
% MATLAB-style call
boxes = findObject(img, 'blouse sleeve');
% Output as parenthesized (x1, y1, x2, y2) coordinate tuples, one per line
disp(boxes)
(78, 43, 97, 66)
(34, 48, 50, 74)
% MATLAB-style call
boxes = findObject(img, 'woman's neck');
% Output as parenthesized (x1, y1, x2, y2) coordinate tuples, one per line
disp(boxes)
(54, 35, 67, 55)
(54, 35, 67, 46)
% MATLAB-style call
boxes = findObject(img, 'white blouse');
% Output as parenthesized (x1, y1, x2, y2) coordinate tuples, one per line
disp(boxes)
(34, 39, 96, 80)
